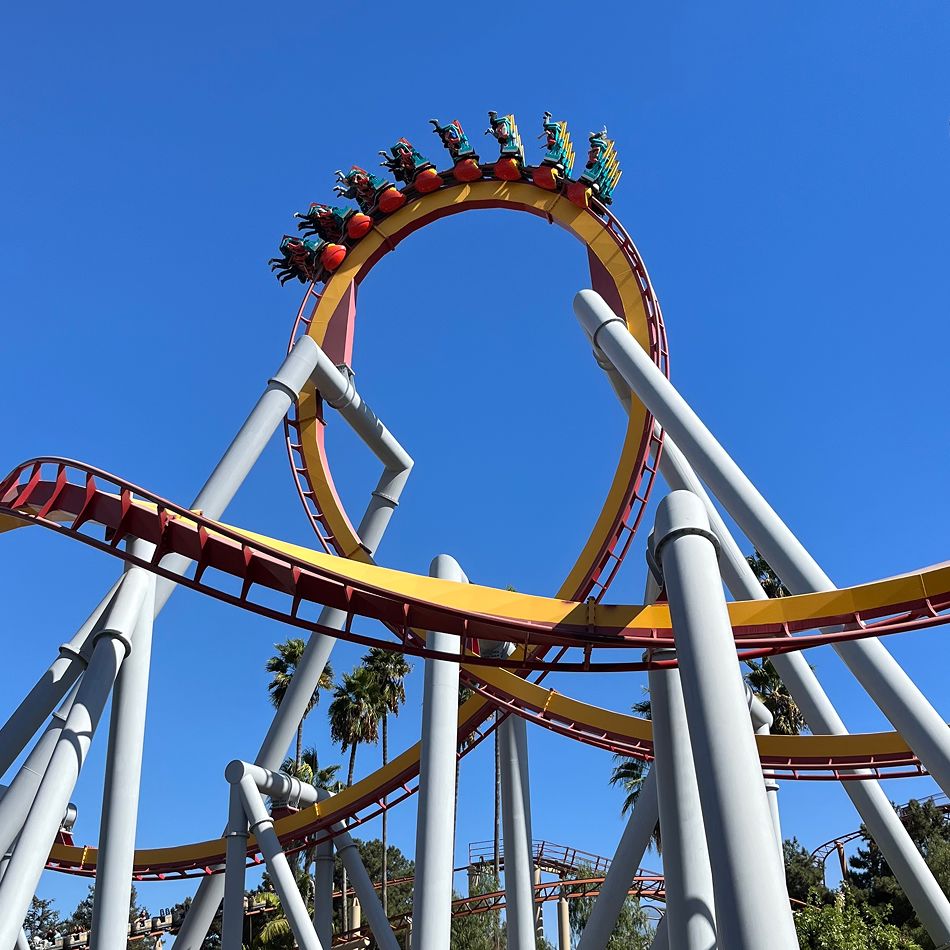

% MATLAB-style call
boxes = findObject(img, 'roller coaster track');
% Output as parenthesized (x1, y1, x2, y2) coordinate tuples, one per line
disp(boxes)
(1, 461, 948, 879)
(1, 161, 947, 895)
(809, 793, 950, 881)
(30, 842, 663, 949)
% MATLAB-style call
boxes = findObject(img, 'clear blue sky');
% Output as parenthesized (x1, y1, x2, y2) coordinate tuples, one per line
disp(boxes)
(2, 0, 949, 931)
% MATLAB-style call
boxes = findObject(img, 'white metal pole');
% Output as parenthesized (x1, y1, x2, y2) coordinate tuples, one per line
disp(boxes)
(577, 576, 661, 950)
(91, 551, 157, 946)
(221, 782, 249, 950)
(0, 681, 81, 861)
(655, 429, 950, 944)
(0, 568, 149, 944)
(648, 648, 717, 949)
(313, 837, 335, 946)
(0, 577, 122, 778)
(412, 554, 465, 950)
(651, 491, 797, 949)
(333, 825, 401, 950)
(171, 342, 413, 948)
(574, 288, 950, 798)
(239, 774, 325, 950)
(499, 712, 536, 950)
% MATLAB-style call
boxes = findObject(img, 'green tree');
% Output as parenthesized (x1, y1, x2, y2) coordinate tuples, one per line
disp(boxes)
(608, 691, 659, 852)
(328, 665, 381, 932)
(451, 868, 505, 950)
(280, 746, 341, 790)
(328, 666, 382, 787)
(59, 884, 155, 947)
(794, 888, 922, 949)
(565, 864, 654, 949)
(265, 638, 334, 769)
(784, 837, 829, 904)
(24, 896, 61, 943)
(747, 550, 790, 598)
(848, 799, 950, 947)
(362, 647, 411, 914)
(255, 868, 315, 950)
(744, 551, 808, 735)
(330, 837, 415, 939)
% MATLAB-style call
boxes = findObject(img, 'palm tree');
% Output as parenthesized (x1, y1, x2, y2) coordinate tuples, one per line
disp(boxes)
(328, 666, 382, 787)
(328, 666, 380, 933)
(266, 638, 334, 769)
(746, 550, 790, 598)
(255, 865, 315, 949)
(744, 551, 808, 735)
(362, 648, 411, 914)
(609, 691, 660, 852)
(281, 747, 341, 789)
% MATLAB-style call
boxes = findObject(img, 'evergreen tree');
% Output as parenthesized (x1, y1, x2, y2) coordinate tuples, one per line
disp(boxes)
(784, 836, 829, 904)
(24, 897, 61, 943)
(848, 798, 950, 947)
(564, 864, 654, 949)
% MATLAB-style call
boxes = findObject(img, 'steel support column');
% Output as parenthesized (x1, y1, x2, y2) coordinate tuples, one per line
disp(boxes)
(91, 552, 158, 946)
(648, 913, 668, 950)
(499, 712, 536, 950)
(0, 682, 80, 862)
(222, 782, 249, 950)
(577, 577, 662, 950)
(332, 824, 401, 950)
(648, 648, 717, 949)
(0, 568, 149, 944)
(576, 763, 660, 950)
(654, 429, 950, 944)
(575, 288, 950, 798)
(557, 890, 571, 950)
(651, 491, 797, 949)
(175, 343, 412, 948)
(412, 554, 466, 950)
(314, 837, 335, 947)
(238, 774, 324, 950)
(0, 578, 121, 779)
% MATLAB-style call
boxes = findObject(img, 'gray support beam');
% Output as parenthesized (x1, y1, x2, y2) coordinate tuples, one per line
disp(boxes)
(310, 343, 413, 557)
(0, 682, 80, 862)
(648, 649, 717, 950)
(314, 837, 335, 947)
(576, 771, 659, 950)
(648, 913, 668, 950)
(238, 774, 324, 950)
(332, 824, 401, 950)
(557, 890, 571, 950)
(651, 491, 797, 949)
(0, 857, 31, 950)
(575, 288, 950, 798)
(222, 783, 249, 950)
(0, 568, 149, 945)
(499, 713, 536, 950)
(577, 575, 661, 950)
(0, 335, 322, 781)
(168, 346, 413, 949)
(0, 578, 121, 779)
(656, 429, 950, 945)
(412, 554, 466, 950)
(91, 554, 157, 946)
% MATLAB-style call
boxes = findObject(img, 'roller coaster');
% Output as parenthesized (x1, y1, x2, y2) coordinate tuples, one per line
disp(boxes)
(0, 110, 948, 950)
